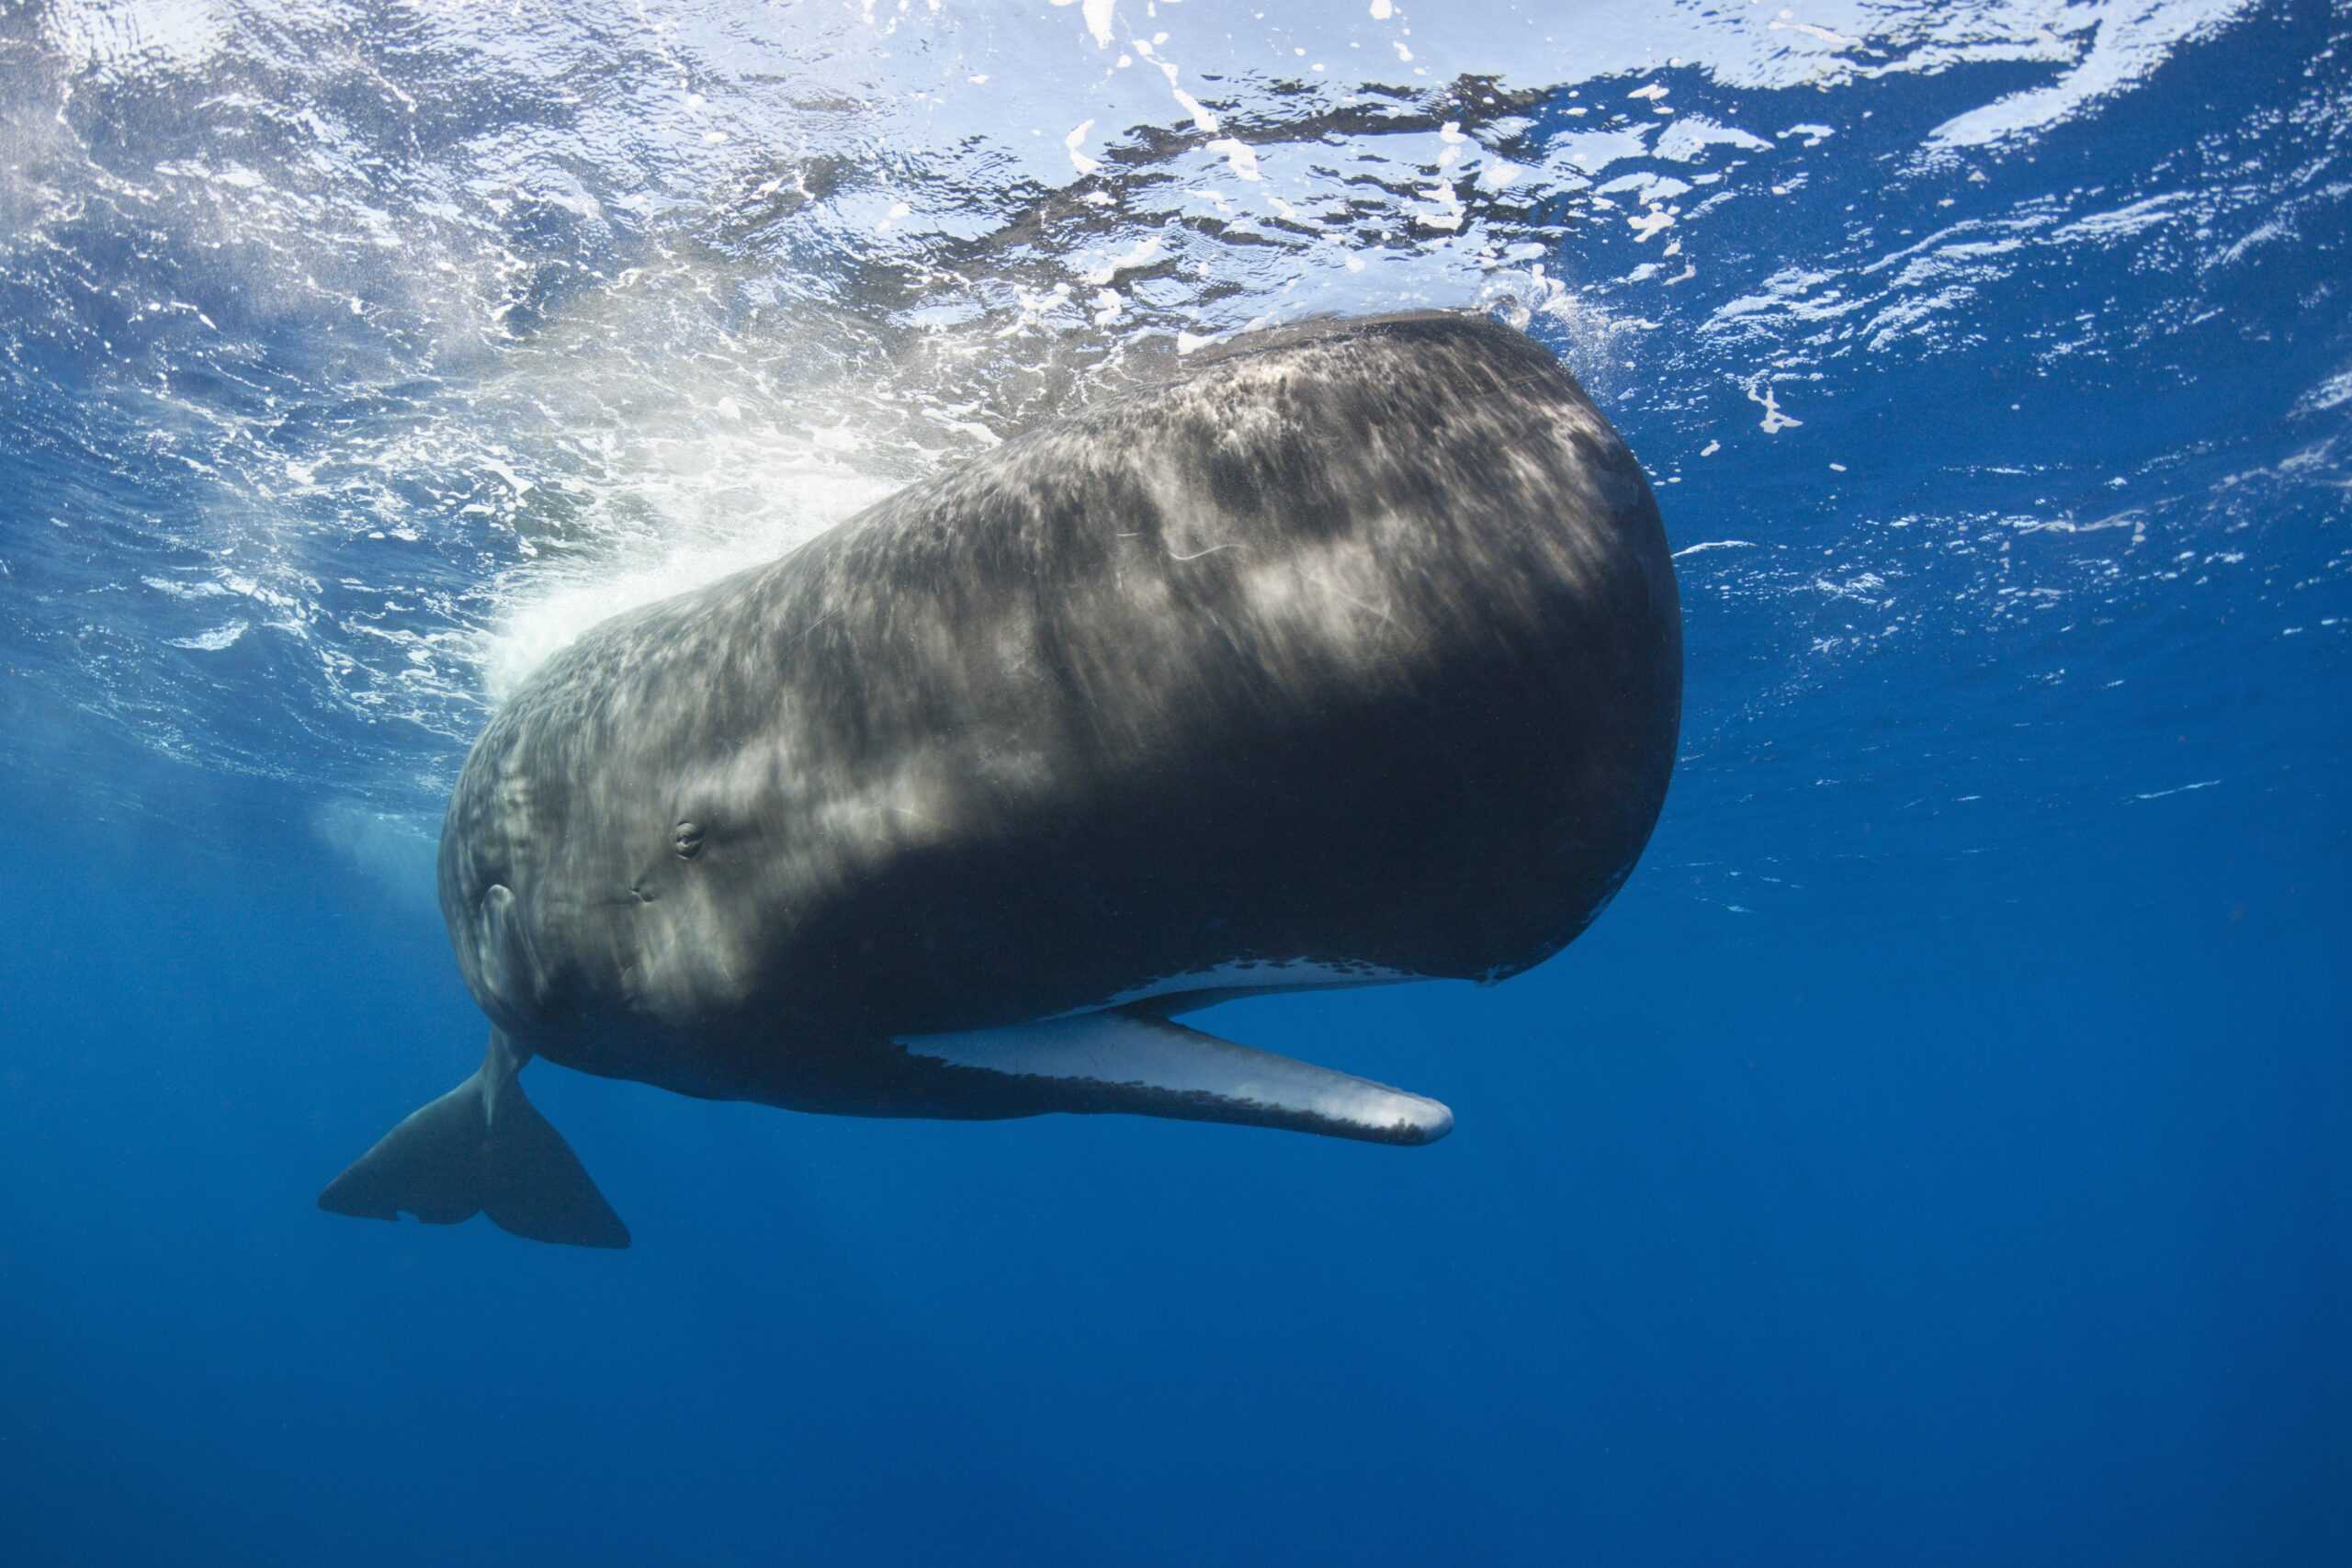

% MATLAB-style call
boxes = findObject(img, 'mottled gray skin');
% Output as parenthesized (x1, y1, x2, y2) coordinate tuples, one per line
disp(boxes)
(440, 311, 1679, 1121)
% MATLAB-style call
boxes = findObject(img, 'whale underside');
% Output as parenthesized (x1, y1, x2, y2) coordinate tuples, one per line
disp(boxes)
(320, 310, 1682, 1247)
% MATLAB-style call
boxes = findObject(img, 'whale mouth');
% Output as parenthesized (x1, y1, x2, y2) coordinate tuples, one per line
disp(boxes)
(894, 1003, 1454, 1145)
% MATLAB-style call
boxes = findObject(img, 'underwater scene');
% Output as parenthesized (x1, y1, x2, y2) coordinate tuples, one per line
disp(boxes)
(3, 1, 2346, 1562)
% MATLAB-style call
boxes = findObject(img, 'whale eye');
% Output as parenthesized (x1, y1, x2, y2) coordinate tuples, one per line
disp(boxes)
(673, 820, 705, 860)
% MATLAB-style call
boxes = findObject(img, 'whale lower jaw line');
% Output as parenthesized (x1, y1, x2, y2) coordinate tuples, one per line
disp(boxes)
(1044, 955, 1421, 1019)
(894, 1002, 1454, 1146)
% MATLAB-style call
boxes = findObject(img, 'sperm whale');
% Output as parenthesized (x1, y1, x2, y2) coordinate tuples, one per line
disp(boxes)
(319, 310, 1681, 1247)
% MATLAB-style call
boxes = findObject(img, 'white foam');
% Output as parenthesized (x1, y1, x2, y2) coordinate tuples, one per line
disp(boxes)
(483, 457, 896, 704)
(2130, 780, 2222, 803)
(1748, 379, 1803, 433)
(1206, 138, 1261, 182)
(169, 620, 249, 651)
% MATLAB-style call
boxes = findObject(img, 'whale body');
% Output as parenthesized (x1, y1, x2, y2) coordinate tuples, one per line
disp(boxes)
(321, 310, 1681, 1247)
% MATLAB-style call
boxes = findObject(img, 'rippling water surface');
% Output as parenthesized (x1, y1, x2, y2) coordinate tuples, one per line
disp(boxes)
(3, 4, 2346, 1564)
(11, 1, 2345, 854)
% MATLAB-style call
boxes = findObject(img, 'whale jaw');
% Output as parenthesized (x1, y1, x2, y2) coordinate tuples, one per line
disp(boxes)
(892, 1003, 1453, 1145)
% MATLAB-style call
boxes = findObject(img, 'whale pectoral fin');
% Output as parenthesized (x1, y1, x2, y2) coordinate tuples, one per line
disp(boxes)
(318, 1033, 629, 1249)
(893, 1006, 1453, 1145)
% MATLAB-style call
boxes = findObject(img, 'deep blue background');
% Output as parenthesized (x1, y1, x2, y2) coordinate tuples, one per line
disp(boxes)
(5, 0, 2351, 1562)
(2, 739, 2343, 1566)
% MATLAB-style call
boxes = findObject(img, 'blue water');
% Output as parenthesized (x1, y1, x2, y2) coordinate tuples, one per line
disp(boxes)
(4, 2, 2347, 1562)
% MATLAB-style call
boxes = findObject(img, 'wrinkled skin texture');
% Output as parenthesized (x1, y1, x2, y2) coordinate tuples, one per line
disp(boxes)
(437, 312, 1681, 1114)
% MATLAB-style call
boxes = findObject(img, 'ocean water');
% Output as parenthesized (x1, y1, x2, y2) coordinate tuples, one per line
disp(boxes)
(3, 0, 2347, 1562)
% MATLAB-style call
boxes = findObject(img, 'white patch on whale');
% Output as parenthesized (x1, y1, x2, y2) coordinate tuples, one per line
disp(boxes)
(896, 1007, 1453, 1144)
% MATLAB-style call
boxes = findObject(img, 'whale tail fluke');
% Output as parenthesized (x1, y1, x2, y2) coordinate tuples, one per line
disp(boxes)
(318, 1032, 630, 1249)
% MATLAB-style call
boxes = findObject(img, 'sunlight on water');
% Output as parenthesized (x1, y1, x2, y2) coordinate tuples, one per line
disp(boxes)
(0, 0, 2345, 919)
(482, 447, 896, 702)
